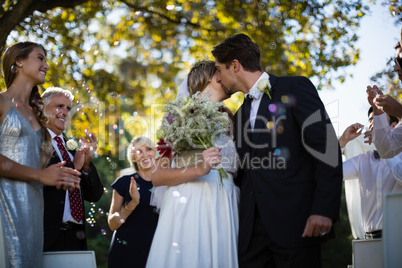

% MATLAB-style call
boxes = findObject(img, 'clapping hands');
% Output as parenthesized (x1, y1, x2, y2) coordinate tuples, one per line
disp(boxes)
(41, 161, 81, 191)
(73, 130, 98, 172)
(339, 122, 374, 147)
(129, 176, 140, 206)
(366, 85, 402, 118)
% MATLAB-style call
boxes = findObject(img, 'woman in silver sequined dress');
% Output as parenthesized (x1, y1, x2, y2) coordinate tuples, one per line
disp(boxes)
(0, 42, 81, 268)
(146, 61, 240, 268)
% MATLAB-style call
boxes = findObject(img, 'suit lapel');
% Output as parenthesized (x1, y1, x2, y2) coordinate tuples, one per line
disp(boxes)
(234, 101, 249, 158)
(252, 93, 271, 146)
(251, 75, 278, 148)
(236, 75, 279, 156)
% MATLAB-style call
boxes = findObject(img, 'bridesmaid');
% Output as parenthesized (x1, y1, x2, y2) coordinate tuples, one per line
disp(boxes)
(0, 42, 81, 267)
(108, 136, 159, 268)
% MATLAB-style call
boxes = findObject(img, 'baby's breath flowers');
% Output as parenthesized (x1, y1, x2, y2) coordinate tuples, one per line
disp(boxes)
(157, 92, 230, 182)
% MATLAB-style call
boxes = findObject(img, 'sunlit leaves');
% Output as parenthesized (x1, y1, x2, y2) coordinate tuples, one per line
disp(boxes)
(2, 0, 401, 157)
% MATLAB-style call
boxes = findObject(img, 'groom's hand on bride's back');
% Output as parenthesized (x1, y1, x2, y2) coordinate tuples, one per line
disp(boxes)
(199, 147, 222, 175)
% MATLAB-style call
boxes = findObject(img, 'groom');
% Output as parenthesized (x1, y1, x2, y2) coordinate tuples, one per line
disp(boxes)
(212, 34, 343, 267)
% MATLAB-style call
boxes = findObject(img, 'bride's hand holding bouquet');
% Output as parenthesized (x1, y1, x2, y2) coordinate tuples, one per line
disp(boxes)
(156, 92, 230, 183)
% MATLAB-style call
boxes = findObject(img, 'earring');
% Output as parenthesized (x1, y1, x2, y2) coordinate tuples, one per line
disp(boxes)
(19, 63, 22, 67)
(10, 65, 18, 73)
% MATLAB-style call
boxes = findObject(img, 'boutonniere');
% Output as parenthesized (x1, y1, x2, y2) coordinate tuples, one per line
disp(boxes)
(257, 78, 272, 99)
(66, 137, 79, 151)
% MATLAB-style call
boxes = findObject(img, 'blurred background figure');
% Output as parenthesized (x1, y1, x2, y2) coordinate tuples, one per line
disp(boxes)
(339, 107, 401, 240)
(366, 28, 402, 158)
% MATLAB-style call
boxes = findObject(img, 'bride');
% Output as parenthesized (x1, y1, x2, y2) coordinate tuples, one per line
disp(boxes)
(146, 60, 239, 268)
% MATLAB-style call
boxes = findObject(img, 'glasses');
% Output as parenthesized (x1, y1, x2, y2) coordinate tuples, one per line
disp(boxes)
(395, 57, 402, 69)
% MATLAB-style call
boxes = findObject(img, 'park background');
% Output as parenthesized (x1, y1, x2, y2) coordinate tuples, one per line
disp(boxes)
(1, 0, 401, 267)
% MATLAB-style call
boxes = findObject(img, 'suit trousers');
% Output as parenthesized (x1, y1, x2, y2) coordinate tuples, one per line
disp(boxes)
(238, 204, 322, 268)
(44, 222, 87, 251)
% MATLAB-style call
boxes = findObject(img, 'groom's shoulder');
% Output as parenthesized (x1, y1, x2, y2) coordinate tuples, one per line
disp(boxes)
(272, 74, 310, 81)
(273, 75, 315, 88)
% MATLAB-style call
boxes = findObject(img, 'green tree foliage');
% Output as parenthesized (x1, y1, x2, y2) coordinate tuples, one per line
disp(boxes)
(1, 0, 400, 266)
(1, 0, 376, 156)
(370, 57, 402, 102)
(369, 1, 402, 101)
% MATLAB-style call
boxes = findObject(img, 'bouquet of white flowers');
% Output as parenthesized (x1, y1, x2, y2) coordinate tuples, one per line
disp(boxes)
(156, 92, 230, 182)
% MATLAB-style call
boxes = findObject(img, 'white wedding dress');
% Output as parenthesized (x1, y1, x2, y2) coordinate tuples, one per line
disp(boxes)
(146, 134, 240, 268)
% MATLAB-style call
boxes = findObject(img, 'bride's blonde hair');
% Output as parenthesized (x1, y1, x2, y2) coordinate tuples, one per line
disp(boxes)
(187, 60, 216, 96)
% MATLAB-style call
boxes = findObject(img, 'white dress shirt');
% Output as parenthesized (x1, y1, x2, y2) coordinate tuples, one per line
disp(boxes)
(47, 129, 83, 224)
(343, 151, 402, 233)
(245, 72, 270, 130)
(373, 113, 402, 158)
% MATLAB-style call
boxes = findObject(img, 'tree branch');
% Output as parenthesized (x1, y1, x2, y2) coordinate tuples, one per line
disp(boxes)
(0, 0, 35, 50)
(120, 0, 225, 32)
(0, 0, 90, 52)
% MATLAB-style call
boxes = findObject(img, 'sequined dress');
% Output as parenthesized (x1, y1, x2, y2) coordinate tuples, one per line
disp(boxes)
(146, 134, 240, 268)
(0, 96, 44, 268)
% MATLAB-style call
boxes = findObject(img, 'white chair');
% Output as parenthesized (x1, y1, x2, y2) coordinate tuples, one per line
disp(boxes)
(352, 239, 383, 268)
(383, 191, 402, 268)
(0, 215, 9, 268)
(43, 251, 97, 268)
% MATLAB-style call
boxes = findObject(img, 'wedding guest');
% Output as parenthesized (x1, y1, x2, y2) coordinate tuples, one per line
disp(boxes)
(108, 136, 159, 268)
(42, 87, 103, 251)
(366, 30, 402, 158)
(339, 107, 402, 239)
(0, 42, 81, 268)
(212, 34, 343, 268)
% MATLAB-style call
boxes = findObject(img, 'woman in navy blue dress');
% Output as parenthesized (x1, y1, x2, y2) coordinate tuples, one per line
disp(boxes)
(108, 136, 159, 268)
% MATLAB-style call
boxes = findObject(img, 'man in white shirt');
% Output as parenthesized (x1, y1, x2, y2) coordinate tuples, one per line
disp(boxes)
(339, 107, 401, 239)
(366, 28, 402, 158)
(42, 87, 103, 251)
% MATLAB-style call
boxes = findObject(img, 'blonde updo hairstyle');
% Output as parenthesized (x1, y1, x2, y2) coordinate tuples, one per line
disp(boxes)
(127, 136, 156, 171)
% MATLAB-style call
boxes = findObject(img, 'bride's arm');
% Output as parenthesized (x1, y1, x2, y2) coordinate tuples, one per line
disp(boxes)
(151, 147, 222, 186)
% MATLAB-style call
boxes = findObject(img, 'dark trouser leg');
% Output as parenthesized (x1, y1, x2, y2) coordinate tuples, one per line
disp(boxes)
(239, 205, 322, 268)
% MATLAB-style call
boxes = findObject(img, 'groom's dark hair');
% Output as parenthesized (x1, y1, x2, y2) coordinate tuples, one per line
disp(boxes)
(212, 33, 262, 72)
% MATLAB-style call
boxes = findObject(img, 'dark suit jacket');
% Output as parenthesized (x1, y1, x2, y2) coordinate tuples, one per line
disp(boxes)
(43, 137, 103, 251)
(235, 75, 343, 252)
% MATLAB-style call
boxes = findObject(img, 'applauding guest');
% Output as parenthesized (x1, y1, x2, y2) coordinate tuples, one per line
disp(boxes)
(366, 29, 402, 158)
(108, 136, 159, 268)
(42, 87, 103, 251)
(0, 42, 81, 268)
(339, 107, 402, 239)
